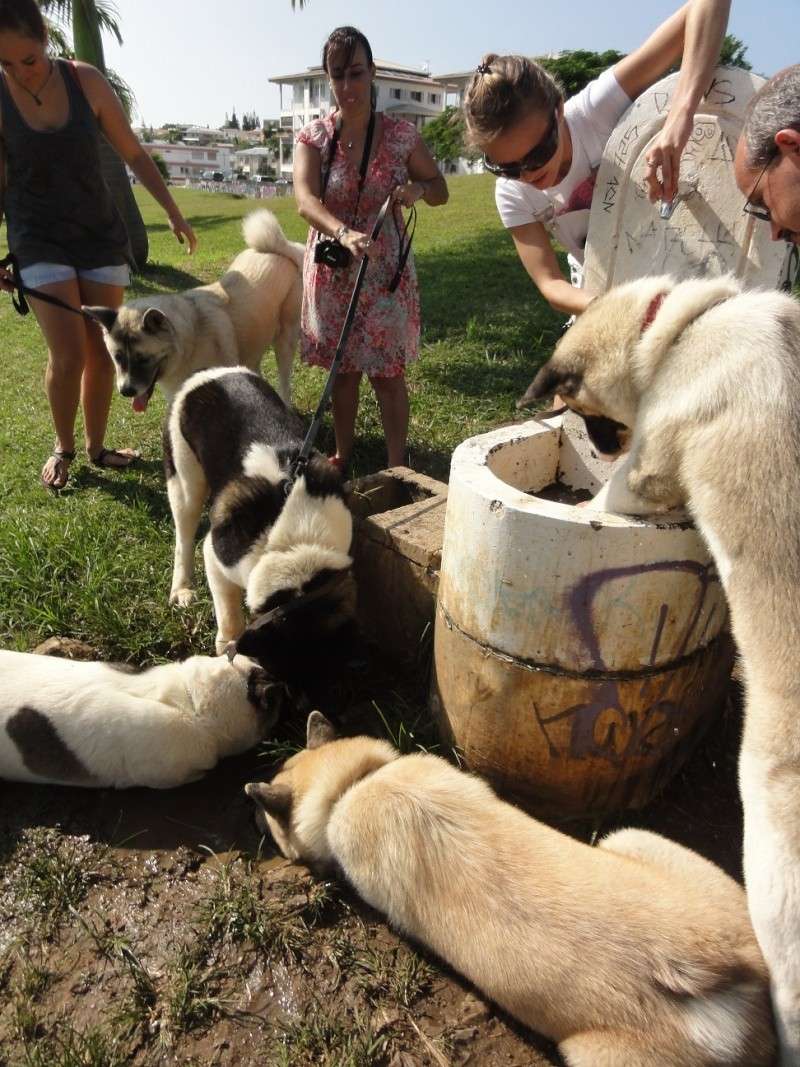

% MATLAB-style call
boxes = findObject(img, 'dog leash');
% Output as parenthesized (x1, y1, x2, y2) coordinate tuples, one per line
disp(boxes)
(286, 193, 400, 494)
(0, 251, 96, 320)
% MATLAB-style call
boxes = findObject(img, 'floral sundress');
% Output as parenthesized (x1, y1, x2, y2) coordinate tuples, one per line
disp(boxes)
(297, 114, 421, 379)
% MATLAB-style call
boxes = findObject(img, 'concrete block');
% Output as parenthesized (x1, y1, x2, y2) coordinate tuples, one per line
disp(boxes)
(348, 467, 448, 665)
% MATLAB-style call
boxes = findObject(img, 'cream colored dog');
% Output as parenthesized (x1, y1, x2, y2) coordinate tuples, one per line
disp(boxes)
(86, 210, 304, 408)
(246, 712, 774, 1066)
(520, 272, 800, 1064)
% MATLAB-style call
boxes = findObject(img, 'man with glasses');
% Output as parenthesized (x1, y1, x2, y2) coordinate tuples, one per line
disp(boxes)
(735, 64, 800, 245)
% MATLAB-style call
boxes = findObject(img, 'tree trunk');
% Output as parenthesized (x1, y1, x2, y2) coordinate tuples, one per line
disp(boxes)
(73, 0, 149, 271)
(99, 137, 149, 271)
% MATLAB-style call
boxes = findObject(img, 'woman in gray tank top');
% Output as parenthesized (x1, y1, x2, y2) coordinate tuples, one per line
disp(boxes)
(0, 0, 197, 490)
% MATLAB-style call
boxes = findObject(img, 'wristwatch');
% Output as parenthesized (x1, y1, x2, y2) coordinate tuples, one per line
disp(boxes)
(335, 224, 349, 241)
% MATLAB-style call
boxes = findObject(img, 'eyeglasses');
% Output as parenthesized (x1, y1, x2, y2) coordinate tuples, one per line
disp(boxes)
(742, 156, 775, 223)
(484, 110, 560, 179)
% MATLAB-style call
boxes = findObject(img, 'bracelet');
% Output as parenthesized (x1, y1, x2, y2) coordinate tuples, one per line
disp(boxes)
(334, 224, 349, 241)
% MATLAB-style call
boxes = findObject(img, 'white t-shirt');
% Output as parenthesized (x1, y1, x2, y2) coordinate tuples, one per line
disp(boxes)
(494, 68, 631, 266)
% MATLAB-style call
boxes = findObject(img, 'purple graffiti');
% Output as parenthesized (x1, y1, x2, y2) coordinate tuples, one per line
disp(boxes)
(568, 558, 718, 672)
(532, 560, 724, 767)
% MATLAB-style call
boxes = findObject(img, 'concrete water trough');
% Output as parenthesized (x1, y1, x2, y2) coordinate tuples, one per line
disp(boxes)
(431, 412, 733, 819)
(347, 467, 448, 666)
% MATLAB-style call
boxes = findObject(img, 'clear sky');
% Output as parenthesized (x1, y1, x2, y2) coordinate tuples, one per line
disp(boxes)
(102, 0, 797, 129)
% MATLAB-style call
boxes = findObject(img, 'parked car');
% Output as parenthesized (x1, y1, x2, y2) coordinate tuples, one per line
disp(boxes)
(201, 170, 226, 182)
(251, 175, 275, 184)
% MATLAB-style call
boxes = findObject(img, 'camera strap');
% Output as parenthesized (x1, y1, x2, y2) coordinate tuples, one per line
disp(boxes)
(318, 109, 375, 232)
(388, 202, 417, 293)
(287, 193, 395, 494)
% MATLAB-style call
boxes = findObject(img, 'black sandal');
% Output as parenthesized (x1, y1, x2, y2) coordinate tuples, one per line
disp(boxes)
(41, 448, 75, 491)
(89, 447, 141, 470)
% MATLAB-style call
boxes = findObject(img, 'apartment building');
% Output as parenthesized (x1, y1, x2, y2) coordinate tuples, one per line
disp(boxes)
(138, 140, 235, 184)
(269, 60, 454, 178)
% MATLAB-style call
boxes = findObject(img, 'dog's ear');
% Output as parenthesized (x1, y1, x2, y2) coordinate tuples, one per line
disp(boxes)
(246, 667, 284, 726)
(307, 710, 337, 749)
(244, 781, 292, 818)
(82, 306, 118, 332)
(142, 307, 172, 335)
(517, 363, 583, 409)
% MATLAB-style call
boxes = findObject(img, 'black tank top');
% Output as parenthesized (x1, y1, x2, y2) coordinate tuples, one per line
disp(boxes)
(0, 59, 131, 269)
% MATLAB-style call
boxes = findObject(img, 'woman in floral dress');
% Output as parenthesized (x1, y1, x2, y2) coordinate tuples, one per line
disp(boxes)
(293, 26, 448, 471)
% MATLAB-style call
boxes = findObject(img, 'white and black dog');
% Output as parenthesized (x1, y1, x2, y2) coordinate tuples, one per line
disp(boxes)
(163, 367, 357, 694)
(0, 650, 282, 789)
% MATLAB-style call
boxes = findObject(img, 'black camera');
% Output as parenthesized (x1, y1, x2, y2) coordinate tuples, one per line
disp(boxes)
(314, 238, 352, 269)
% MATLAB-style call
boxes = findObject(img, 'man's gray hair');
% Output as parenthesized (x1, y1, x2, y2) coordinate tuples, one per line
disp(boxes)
(741, 64, 800, 166)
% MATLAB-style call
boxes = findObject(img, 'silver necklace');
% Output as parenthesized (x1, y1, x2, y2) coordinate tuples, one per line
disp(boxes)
(23, 59, 55, 107)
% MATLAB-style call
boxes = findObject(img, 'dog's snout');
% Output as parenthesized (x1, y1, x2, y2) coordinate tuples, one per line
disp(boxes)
(119, 384, 138, 398)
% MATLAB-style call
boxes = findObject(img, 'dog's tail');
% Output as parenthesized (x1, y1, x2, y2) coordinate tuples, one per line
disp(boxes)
(242, 210, 305, 269)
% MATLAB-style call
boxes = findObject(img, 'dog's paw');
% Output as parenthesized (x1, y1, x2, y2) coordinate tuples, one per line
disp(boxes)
(170, 586, 195, 607)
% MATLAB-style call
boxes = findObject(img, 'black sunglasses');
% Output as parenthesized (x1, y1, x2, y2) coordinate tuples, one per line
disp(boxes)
(742, 156, 775, 223)
(484, 110, 560, 179)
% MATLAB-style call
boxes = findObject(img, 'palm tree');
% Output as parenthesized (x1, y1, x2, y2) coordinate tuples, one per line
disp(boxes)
(39, 0, 148, 270)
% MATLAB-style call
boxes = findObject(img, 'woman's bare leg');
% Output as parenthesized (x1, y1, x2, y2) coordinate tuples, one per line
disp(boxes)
(371, 372, 409, 468)
(77, 278, 135, 466)
(29, 279, 86, 487)
(331, 370, 362, 464)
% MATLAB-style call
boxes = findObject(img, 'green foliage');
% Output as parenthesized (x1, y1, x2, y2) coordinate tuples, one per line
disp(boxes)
(536, 33, 752, 99)
(151, 152, 169, 181)
(421, 105, 473, 165)
(719, 33, 752, 71)
(537, 49, 625, 98)
(241, 110, 260, 131)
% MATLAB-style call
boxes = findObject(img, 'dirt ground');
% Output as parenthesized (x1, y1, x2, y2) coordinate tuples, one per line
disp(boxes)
(0, 647, 746, 1067)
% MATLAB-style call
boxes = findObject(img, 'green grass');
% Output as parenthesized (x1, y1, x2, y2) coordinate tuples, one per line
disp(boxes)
(0, 175, 561, 660)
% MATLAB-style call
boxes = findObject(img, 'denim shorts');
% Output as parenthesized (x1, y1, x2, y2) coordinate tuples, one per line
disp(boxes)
(19, 262, 130, 289)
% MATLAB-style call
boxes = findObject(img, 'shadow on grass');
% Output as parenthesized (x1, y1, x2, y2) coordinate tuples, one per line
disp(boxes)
(416, 228, 565, 348)
(144, 212, 252, 238)
(131, 262, 205, 293)
(69, 459, 174, 522)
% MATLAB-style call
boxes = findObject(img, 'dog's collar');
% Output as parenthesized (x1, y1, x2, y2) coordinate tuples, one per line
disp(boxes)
(641, 292, 668, 334)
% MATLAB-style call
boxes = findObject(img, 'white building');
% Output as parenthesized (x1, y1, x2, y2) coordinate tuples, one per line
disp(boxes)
(270, 60, 455, 178)
(234, 145, 277, 177)
(139, 140, 235, 184)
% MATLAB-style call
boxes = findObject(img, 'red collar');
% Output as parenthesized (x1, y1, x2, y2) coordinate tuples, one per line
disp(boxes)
(641, 292, 667, 333)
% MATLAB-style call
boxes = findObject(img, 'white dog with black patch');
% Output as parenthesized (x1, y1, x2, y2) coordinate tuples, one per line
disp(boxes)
(163, 367, 357, 696)
(0, 650, 282, 789)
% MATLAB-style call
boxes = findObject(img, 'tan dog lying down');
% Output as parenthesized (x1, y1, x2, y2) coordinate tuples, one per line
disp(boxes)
(0, 650, 281, 789)
(247, 713, 774, 1067)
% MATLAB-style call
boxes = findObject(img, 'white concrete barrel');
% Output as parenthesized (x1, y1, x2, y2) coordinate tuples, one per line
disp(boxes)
(583, 66, 792, 293)
(431, 413, 733, 817)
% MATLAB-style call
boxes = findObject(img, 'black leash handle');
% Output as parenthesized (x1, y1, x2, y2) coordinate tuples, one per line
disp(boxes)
(0, 251, 95, 320)
(287, 194, 397, 492)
